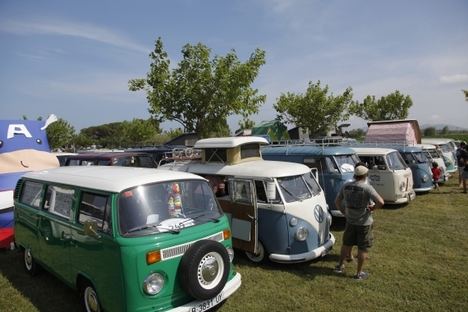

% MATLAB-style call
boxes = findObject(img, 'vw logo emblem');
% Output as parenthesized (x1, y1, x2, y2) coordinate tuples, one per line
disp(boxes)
(314, 205, 324, 223)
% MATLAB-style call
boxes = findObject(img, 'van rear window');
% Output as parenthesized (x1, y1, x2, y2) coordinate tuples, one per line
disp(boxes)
(19, 181, 43, 208)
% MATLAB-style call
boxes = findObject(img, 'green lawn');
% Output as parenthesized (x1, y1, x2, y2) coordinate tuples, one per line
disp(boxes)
(1, 174, 467, 312)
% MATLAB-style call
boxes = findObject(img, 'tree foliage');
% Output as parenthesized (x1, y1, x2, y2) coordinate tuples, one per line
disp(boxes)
(350, 90, 413, 121)
(78, 118, 160, 148)
(129, 37, 266, 137)
(46, 118, 76, 150)
(274, 81, 354, 136)
(423, 127, 436, 137)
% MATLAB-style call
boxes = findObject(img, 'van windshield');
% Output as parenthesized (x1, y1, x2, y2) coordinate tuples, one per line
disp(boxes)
(401, 152, 428, 164)
(334, 154, 359, 173)
(277, 173, 319, 203)
(118, 180, 222, 236)
(386, 152, 407, 170)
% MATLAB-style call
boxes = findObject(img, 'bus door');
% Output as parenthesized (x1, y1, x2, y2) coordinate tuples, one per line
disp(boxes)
(217, 178, 258, 254)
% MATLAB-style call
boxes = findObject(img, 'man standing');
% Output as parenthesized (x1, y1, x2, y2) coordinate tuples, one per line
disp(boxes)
(334, 165, 384, 280)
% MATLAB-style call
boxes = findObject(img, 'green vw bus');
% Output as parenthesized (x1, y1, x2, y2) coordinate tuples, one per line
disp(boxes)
(14, 166, 241, 312)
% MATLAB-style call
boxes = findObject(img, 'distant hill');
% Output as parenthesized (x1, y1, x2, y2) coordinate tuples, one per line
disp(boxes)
(420, 123, 467, 131)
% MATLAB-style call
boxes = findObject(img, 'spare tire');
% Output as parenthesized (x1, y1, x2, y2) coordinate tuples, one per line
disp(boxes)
(179, 240, 230, 300)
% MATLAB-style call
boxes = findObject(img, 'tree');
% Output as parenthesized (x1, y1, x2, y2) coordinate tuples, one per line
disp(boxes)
(274, 81, 354, 136)
(350, 90, 413, 121)
(441, 126, 449, 135)
(129, 38, 266, 137)
(121, 118, 161, 147)
(46, 118, 75, 150)
(424, 127, 436, 137)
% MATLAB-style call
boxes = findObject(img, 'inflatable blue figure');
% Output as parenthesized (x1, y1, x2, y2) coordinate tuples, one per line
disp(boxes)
(0, 115, 59, 248)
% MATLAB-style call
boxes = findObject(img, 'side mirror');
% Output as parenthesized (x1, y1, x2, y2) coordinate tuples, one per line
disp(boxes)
(84, 220, 101, 239)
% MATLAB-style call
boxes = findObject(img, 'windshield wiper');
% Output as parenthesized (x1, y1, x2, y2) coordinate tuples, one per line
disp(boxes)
(125, 222, 180, 235)
(278, 183, 302, 202)
(176, 213, 220, 228)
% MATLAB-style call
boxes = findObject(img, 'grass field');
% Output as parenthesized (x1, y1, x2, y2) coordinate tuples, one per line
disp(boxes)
(1, 173, 467, 312)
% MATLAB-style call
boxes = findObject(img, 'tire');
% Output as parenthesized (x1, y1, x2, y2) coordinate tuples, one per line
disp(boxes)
(245, 241, 266, 263)
(81, 282, 101, 312)
(23, 247, 39, 276)
(179, 240, 230, 300)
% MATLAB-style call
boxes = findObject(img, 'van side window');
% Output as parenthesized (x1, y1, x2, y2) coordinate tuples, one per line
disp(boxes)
(79, 192, 111, 234)
(255, 180, 267, 203)
(205, 148, 227, 162)
(232, 180, 252, 204)
(241, 144, 260, 159)
(44, 186, 75, 219)
(19, 181, 43, 208)
(325, 157, 339, 173)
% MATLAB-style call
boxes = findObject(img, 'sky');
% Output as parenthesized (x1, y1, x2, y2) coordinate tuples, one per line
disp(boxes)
(1, 0, 467, 133)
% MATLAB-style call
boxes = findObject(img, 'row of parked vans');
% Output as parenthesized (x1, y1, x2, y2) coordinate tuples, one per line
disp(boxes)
(14, 136, 457, 311)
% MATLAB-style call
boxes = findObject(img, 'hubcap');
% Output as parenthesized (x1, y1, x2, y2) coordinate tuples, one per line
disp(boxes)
(197, 252, 223, 289)
(25, 249, 33, 270)
(84, 287, 100, 312)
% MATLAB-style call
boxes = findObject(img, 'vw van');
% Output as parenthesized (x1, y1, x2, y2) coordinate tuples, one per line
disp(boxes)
(14, 166, 241, 312)
(418, 143, 449, 183)
(350, 147, 416, 204)
(261, 144, 360, 217)
(64, 152, 157, 168)
(387, 145, 433, 193)
(421, 138, 458, 173)
(159, 137, 335, 264)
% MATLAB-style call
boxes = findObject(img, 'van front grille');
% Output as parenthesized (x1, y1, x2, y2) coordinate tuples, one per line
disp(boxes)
(160, 232, 224, 261)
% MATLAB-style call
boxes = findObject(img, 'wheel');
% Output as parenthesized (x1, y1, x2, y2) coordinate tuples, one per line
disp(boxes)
(23, 247, 39, 276)
(245, 241, 266, 263)
(179, 240, 230, 300)
(81, 282, 101, 312)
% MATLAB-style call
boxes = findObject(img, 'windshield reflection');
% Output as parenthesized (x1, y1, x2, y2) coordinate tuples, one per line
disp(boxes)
(118, 180, 221, 236)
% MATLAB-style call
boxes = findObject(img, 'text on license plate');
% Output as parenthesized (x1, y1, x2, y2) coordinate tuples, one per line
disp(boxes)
(191, 293, 223, 312)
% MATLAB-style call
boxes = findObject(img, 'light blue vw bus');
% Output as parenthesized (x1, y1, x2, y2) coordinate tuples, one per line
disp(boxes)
(159, 137, 335, 264)
(261, 145, 360, 217)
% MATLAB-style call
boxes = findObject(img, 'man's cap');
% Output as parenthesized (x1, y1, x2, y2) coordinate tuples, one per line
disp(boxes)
(354, 165, 368, 176)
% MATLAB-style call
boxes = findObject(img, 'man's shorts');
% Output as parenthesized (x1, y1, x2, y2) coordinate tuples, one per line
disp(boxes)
(343, 223, 373, 251)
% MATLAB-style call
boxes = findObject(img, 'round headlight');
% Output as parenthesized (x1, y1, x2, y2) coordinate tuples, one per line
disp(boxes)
(143, 273, 165, 295)
(289, 217, 298, 227)
(295, 226, 309, 241)
(226, 247, 235, 262)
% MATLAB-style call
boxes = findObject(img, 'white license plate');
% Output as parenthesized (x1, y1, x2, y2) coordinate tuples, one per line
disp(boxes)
(191, 293, 223, 312)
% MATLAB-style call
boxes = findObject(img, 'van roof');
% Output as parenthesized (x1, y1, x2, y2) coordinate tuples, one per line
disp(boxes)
(21, 166, 205, 193)
(159, 159, 310, 178)
(349, 147, 397, 155)
(421, 138, 455, 145)
(262, 145, 357, 156)
(67, 151, 152, 160)
(194, 136, 269, 149)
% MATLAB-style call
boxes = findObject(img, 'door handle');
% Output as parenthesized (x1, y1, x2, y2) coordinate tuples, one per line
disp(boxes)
(247, 214, 255, 220)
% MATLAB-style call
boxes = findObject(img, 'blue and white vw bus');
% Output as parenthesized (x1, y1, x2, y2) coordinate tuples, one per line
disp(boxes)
(159, 137, 335, 264)
(421, 138, 458, 173)
(418, 144, 449, 183)
(388, 145, 433, 193)
(261, 144, 360, 217)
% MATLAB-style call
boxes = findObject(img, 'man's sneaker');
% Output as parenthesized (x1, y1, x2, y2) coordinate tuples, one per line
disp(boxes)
(334, 264, 345, 274)
(354, 271, 369, 280)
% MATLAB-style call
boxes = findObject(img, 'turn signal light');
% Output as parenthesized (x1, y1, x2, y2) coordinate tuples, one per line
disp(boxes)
(147, 250, 161, 265)
(223, 229, 231, 240)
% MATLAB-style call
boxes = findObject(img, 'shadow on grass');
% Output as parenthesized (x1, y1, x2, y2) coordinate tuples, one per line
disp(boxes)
(0, 248, 81, 312)
(233, 247, 343, 281)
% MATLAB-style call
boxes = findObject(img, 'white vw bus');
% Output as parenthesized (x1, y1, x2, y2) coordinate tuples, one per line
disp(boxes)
(350, 147, 416, 204)
(159, 137, 335, 263)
